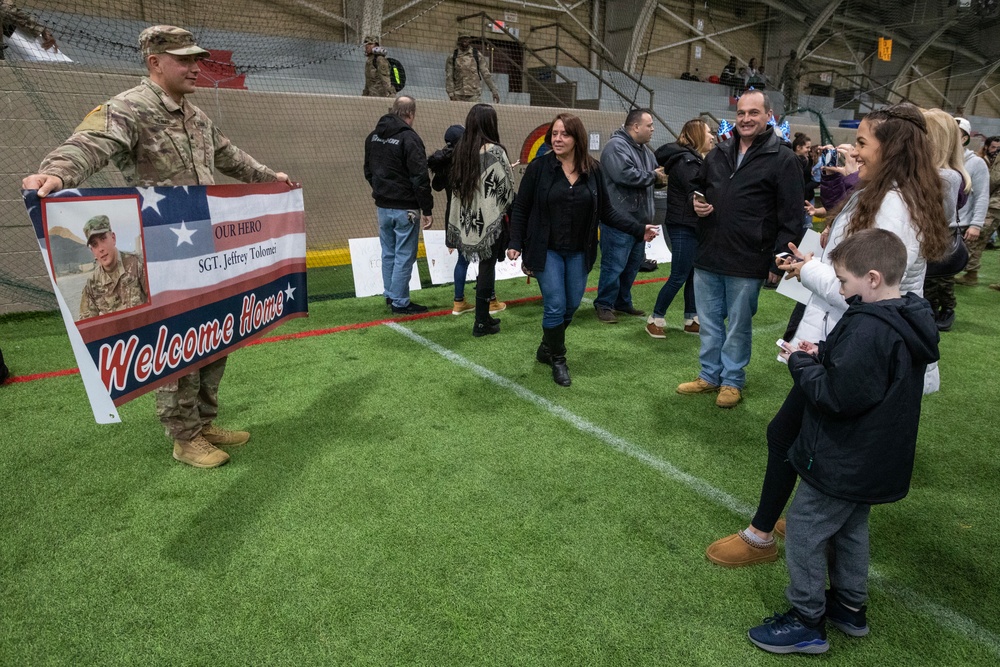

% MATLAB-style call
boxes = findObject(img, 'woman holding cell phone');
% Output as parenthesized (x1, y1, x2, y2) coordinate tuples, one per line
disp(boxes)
(705, 102, 950, 568)
(647, 119, 715, 338)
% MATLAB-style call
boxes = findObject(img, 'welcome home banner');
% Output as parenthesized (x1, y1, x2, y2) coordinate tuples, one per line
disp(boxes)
(23, 183, 308, 424)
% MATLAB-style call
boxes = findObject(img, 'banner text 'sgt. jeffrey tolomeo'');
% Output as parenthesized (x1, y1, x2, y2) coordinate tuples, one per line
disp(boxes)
(23, 183, 308, 424)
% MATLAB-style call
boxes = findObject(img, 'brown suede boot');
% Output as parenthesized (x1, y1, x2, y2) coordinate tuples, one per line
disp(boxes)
(173, 435, 230, 468)
(202, 423, 250, 447)
(706, 530, 778, 567)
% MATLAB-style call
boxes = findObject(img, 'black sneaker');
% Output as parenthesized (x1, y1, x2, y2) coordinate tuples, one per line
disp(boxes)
(748, 609, 828, 654)
(825, 589, 869, 637)
(390, 301, 429, 315)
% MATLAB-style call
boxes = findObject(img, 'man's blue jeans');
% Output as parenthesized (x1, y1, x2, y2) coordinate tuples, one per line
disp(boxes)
(594, 224, 644, 311)
(377, 207, 420, 307)
(534, 250, 588, 329)
(693, 268, 763, 390)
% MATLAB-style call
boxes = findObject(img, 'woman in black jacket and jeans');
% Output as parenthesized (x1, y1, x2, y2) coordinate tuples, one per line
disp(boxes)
(508, 113, 657, 386)
(647, 118, 715, 338)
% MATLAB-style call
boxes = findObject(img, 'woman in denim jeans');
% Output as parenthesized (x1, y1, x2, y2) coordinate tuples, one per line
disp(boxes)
(647, 118, 715, 338)
(508, 113, 658, 386)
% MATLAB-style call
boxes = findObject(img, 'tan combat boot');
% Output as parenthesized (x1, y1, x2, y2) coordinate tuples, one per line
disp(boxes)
(173, 435, 229, 468)
(955, 271, 978, 286)
(202, 423, 250, 447)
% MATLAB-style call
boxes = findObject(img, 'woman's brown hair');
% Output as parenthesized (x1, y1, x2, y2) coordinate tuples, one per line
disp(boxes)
(545, 113, 597, 174)
(677, 119, 712, 155)
(835, 103, 950, 262)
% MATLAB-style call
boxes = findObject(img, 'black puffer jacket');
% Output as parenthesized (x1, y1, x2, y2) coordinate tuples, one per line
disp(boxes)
(363, 114, 433, 215)
(509, 151, 640, 273)
(787, 293, 940, 504)
(654, 142, 703, 229)
(693, 130, 804, 278)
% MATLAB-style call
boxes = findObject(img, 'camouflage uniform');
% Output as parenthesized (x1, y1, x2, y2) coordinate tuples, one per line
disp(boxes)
(364, 54, 394, 97)
(79, 250, 148, 319)
(1, 0, 47, 58)
(963, 156, 1000, 275)
(35, 26, 280, 443)
(445, 45, 500, 102)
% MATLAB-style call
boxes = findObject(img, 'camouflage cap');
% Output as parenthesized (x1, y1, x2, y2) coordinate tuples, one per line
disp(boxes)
(139, 25, 210, 58)
(363, 35, 380, 45)
(83, 215, 112, 241)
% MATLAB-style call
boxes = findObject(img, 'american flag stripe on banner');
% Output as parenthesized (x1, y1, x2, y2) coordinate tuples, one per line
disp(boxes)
(24, 183, 308, 424)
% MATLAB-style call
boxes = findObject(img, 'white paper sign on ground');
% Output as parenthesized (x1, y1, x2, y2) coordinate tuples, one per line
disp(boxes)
(3, 29, 73, 62)
(423, 230, 478, 285)
(349, 237, 421, 298)
(644, 225, 672, 263)
(776, 229, 824, 305)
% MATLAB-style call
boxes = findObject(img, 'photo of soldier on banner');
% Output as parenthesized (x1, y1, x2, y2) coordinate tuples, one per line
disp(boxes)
(41, 195, 150, 322)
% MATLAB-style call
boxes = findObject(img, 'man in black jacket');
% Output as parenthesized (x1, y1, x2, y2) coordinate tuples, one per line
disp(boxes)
(364, 95, 434, 314)
(677, 90, 802, 407)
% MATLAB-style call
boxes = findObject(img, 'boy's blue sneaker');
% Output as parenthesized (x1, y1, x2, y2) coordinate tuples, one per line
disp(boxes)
(826, 589, 869, 637)
(748, 609, 829, 654)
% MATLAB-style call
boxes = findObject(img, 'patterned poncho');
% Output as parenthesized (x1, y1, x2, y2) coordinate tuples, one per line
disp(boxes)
(446, 143, 515, 261)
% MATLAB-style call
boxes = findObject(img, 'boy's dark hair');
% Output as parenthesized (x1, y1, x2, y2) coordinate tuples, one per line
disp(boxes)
(828, 228, 906, 286)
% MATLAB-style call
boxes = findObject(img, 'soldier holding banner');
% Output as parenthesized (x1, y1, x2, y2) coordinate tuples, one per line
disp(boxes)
(23, 25, 290, 469)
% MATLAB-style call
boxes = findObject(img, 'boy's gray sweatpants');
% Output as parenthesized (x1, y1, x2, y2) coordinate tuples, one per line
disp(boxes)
(785, 480, 872, 623)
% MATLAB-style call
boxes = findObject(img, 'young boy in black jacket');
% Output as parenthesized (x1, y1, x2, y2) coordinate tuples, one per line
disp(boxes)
(748, 228, 940, 655)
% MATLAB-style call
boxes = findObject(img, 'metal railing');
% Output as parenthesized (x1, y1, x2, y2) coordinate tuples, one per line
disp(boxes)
(457, 12, 677, 138)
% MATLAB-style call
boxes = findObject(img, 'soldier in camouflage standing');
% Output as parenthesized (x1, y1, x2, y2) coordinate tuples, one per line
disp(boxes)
(78, 215, 148, 320)
(23, 25, 290, 469)
(1, 0, 58, 58)
(445, 35, 500, 103)
(362, 34, 394, 97)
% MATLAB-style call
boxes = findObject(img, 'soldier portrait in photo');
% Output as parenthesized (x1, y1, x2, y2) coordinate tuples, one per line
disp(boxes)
(77, 214, 148, 320)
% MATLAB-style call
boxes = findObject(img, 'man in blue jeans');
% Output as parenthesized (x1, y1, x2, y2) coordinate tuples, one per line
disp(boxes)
(677, 90, 802, 407)
(364, 95, 434, 314)
(594, 108, 666, 323)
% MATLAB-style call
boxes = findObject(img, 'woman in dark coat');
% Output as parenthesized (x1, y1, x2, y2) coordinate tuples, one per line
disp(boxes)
(508, 113, 657, 386)
(647, 118, 715, 338)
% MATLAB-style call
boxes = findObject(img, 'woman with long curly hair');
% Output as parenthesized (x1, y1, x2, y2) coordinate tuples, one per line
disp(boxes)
(704, 102, 950, 570)
(447, 104, 515, 337)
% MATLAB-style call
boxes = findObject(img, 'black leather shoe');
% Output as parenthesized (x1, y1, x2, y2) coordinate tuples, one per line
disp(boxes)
(936, 308, 955, 331)
(391, 301, 429, 314)
(473, 321, 501, 337)
(551, 355, 571, 386)
(536, 342, 552, 365)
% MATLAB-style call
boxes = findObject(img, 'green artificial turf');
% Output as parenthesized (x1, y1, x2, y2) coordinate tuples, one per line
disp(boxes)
(1, 259, 998, 665)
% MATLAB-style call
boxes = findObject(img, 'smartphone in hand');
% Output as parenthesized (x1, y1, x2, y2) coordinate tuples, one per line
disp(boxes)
(776, 251, 804, 264)
(693, 190, 707, 204)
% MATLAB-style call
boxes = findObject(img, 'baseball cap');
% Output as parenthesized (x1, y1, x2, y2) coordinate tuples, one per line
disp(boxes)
(445, 125, 465, 146)
(955, 117, 972, 136)
(139, 25, 210, 58)
(83, 215, 112, 241)
(363, 35, 380, 45)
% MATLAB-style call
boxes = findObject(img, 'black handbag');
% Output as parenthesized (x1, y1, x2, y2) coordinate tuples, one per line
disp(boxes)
(925, 228, 969, 278)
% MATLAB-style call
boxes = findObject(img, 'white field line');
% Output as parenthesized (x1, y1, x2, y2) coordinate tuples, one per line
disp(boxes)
(385, 321, 1000, 659)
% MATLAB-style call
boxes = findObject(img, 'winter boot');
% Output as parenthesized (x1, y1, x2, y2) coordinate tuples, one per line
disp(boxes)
(473, 297, 500, 337)
(543, 324, 571, 386)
